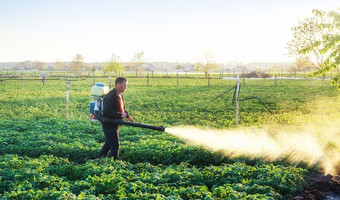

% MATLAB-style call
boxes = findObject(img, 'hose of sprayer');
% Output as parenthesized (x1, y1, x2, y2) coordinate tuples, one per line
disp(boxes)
(93, 110, 104, 122)
(92, 101, 164, 131)
(102, 117, 165, 132)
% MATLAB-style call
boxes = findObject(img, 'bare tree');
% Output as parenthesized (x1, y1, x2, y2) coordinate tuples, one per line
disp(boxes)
(19, 60, 34, 70)
(71, 54, 85, 74)
(289, 57, 314, 74)
(194, 51, 219, 78)
(33, 60, 47, 70)
(54, 59, 65, 71)
(131, 51, 145, 77)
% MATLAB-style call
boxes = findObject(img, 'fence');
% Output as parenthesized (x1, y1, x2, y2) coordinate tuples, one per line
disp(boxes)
(1, 69, 337, 85)
(1, 71, 337, 122)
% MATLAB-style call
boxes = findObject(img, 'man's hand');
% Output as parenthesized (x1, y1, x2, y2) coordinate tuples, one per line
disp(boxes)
(121, 112, 127, 119)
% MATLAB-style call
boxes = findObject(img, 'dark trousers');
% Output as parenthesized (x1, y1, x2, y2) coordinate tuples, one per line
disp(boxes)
(99, 123, 120, 159)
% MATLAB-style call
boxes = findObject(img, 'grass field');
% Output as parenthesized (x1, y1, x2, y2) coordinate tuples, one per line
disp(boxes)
(0, 77, 339, 199)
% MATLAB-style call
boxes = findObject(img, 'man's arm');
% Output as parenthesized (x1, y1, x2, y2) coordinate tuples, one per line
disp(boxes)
(122, 96, 134, 122)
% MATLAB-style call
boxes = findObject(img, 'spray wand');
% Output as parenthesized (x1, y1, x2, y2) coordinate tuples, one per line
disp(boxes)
(102, 117, 165, 132)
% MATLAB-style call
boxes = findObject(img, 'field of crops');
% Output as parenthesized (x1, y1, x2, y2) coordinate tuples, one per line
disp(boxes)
(0, 76, 339, 199)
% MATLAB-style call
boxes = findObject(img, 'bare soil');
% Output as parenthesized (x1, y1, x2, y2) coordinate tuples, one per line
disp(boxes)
(240, 71, 271, 78)
(292, 172, 340, 200)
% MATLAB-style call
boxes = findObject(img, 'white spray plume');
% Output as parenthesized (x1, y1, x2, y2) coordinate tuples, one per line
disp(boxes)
(166, 109, 340, 175)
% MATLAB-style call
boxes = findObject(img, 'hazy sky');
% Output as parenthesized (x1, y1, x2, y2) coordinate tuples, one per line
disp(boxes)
(0, 0, 339, 63)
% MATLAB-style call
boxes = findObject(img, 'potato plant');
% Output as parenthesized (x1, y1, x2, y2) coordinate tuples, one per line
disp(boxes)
(0, 77, 339, 199)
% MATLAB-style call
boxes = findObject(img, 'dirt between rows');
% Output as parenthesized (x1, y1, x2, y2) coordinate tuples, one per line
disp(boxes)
(292, 172, 340, 200)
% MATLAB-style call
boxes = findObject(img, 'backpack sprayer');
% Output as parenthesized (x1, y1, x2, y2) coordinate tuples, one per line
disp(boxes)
(89, 83, 165, 132)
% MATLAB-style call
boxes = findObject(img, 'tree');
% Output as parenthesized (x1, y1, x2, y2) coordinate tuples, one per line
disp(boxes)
(54, 59, 65, 71)
(131, 51, 145, 77)
(91, 66, 97, 73)
(288, 9, 340, 89)
(70, 54, 85, 74)
(33, 60, 47, 70)
(19, 60, 34, 70)
(176, 64, 183, 70)
(102, 54, 123, 76)
(12, 65, 23, 70)
(289, 57, 314, 74)
(287, 10, 334, 71)
(269, 65, 283, 75)
(302, 10, 340, 89)
(194, 51, 219, 78)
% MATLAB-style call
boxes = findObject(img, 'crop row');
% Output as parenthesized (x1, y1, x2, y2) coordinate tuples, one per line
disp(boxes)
(0, 119, 312, 168)
(0, 154, 307, 199)
(0, 117, 310, 199)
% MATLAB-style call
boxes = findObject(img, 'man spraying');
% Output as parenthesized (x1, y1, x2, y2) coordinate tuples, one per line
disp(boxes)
(99, 77, 134, 160)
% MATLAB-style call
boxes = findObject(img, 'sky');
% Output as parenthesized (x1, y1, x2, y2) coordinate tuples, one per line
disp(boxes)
(0, 0, 339, 64)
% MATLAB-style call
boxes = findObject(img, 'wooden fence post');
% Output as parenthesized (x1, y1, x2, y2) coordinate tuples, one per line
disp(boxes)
(66, 77, 70, 120)
(177, 73, 179, 86)
(21, 72, 23, 85)
(147, 74, 150, 87)
(208, 74, 210, 87)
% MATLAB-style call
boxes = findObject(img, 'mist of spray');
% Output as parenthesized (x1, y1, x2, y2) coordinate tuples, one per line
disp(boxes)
(166, 114, 340, 175)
